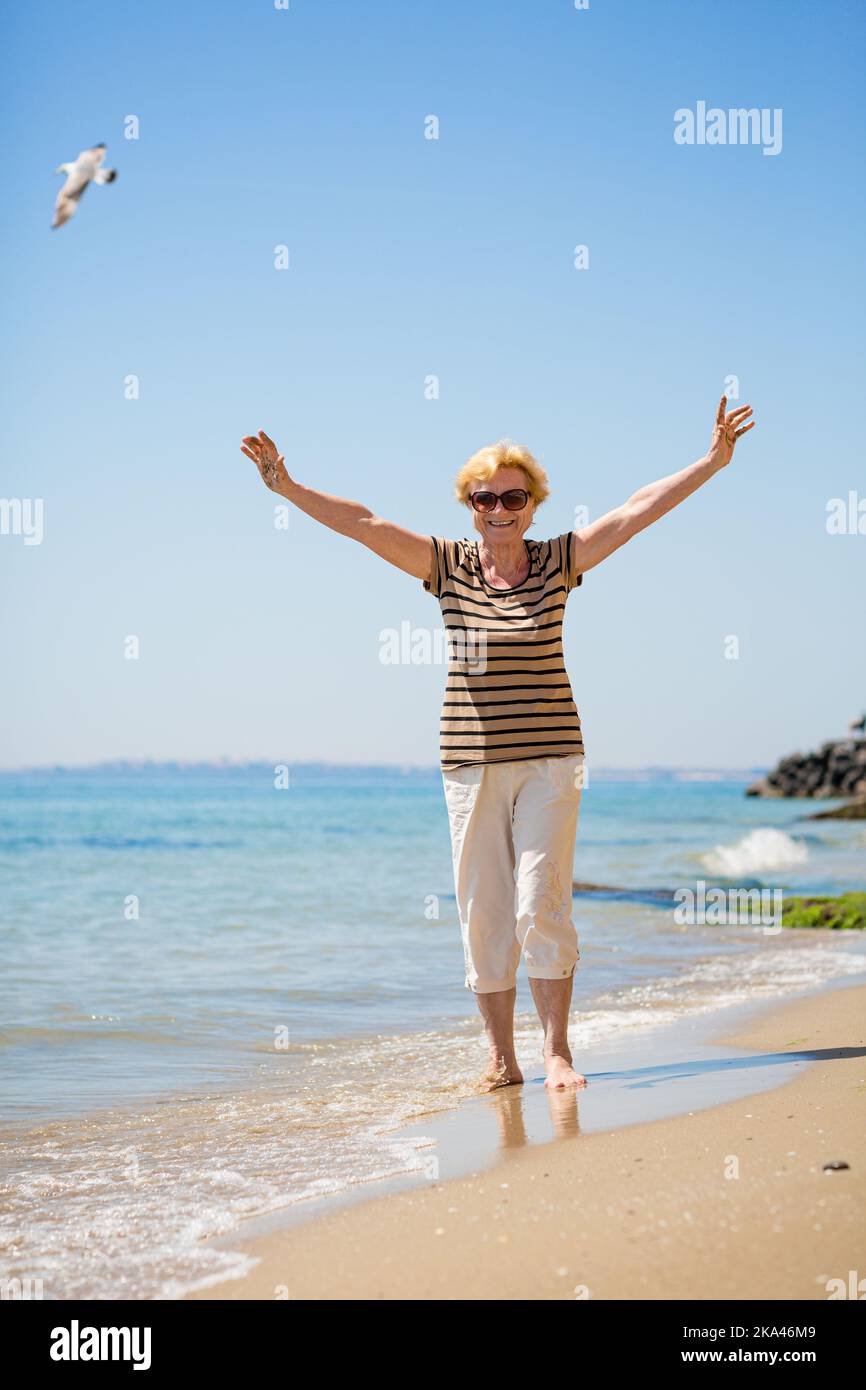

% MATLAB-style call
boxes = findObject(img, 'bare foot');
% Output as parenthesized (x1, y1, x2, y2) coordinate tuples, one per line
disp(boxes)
(481, 1056, 524, 1091)
(544, 1053, 586, 1089)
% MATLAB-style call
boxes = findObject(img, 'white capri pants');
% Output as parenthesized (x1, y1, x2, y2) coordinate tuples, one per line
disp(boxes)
(442, 753, 585, 994)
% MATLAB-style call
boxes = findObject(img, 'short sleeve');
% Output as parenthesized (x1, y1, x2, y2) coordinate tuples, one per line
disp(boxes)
(555, 532, 583, 592)
(423, 537, 470, 597)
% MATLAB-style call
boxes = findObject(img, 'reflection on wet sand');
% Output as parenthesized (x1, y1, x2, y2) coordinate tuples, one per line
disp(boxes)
(401, 1005, 839, 1190)
(482, 1081, 583, 1149)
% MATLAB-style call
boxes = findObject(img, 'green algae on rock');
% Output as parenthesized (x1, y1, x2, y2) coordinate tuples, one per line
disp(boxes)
(781, 892, 866, 930)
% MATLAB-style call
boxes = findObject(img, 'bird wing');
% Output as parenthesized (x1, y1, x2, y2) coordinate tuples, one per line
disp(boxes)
(77, 145, 106, 169)
(51, 146, 113, 227)
(58, 159, 93, 199)
(52, 177, 89, 228)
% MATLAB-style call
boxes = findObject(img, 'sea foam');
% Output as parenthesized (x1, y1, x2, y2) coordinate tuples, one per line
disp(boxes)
(700, 826, 809, 877)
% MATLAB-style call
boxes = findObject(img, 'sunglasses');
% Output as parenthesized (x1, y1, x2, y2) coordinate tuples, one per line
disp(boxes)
(470, 488, 530, 513)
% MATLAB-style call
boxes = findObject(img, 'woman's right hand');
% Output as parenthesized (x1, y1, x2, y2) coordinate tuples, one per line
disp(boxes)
(240, 430, 292, 494)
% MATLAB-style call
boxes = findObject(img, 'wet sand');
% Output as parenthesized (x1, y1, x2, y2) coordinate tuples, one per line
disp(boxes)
(188, 981, 866, 1300)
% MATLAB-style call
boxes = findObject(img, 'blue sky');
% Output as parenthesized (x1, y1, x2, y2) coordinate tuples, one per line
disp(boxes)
(1, 0, 864, 769)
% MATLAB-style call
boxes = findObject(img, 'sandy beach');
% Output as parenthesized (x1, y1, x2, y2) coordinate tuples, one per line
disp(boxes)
(189, 981, 866, 1301)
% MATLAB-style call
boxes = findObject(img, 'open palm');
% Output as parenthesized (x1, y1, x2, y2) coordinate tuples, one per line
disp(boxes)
(240, 430, 290, 493)
(708, 395, 755, 468)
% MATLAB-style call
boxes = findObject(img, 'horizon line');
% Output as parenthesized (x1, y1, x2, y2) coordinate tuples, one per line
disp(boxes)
(0, 758, 770, 777)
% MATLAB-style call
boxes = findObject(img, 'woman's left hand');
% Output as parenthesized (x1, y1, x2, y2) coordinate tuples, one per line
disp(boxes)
(707, 394, 755, 468)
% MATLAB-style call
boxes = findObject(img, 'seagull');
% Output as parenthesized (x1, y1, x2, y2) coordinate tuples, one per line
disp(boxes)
(52, 143, 117, 229)
(849, 712, 866, 734)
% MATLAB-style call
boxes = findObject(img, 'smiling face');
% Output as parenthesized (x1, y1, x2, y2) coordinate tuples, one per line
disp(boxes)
(468, 466, 536, 546)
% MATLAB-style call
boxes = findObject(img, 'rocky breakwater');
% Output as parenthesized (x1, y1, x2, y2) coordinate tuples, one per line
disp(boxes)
(746, 738, 866, 799)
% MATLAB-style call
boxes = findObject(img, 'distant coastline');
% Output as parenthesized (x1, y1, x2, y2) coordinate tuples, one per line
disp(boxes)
(0, 759, 770, 782)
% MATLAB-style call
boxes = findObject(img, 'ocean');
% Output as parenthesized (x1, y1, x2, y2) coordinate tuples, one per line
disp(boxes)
(2, 764, 865, 1298)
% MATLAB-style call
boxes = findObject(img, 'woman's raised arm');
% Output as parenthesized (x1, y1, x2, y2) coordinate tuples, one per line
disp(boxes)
(571, 395, 755, 574)
(241, 429, 434, 582)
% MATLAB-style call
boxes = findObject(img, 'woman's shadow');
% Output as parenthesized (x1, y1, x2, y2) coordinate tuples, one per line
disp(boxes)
(483, 1045, 866, 1151)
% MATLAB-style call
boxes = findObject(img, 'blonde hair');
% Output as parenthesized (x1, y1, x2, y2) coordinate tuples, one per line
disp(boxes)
(454, 439, 550, 507)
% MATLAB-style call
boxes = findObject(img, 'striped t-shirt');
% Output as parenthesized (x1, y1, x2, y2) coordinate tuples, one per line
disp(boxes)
(423, 533, 585, 771)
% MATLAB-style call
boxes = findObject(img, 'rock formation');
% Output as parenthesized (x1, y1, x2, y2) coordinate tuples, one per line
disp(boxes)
(746, 738, 866, 798)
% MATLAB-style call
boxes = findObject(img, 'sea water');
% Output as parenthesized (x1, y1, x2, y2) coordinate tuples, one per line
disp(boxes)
(1, 764, 864, 1297)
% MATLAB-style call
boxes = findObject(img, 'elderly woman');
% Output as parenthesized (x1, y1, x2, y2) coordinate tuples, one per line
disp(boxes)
(241, 396, 754, 1090)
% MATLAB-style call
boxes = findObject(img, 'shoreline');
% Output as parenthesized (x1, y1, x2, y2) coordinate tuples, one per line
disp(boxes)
(188, 979, 866, 1300)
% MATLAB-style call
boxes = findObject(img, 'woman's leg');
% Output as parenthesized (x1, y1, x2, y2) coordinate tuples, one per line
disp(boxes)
(529, 975, 585, 1089)
(511, 754, 587, 1089)
(442, 761, 523, 1088)
(476, 986, 522, 1088)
